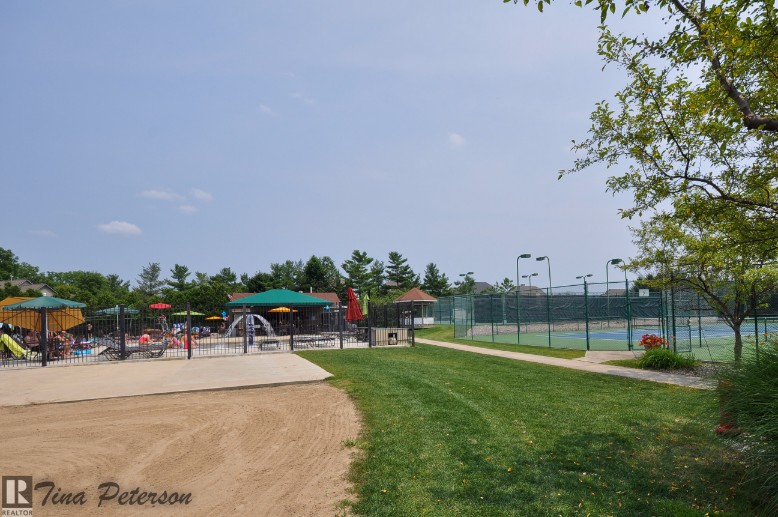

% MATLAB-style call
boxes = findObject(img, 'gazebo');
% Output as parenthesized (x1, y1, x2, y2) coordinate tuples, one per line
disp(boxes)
(394, 288, 437, 327)
(225, 289, 332, 337)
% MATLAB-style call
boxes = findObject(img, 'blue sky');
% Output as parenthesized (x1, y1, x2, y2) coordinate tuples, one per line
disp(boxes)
(1, 1, 653, 288)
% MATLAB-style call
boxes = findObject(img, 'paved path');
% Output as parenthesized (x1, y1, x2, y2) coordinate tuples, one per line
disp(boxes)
(415, 338, 715, 389)
(0, 353, 333, 407)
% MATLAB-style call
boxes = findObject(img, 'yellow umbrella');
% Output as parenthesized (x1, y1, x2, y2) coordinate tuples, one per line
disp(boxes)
(0, 296, 33, 309)
(1, 307, 85, 332)
(205, 315, 224, 320)
(268, 307, 297, 313)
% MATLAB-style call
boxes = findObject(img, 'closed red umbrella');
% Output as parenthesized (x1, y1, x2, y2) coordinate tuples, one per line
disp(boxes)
(345, 288, 364, 322)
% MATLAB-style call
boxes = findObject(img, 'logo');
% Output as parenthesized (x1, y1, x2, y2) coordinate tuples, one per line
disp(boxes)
(2, 476, 32, 515)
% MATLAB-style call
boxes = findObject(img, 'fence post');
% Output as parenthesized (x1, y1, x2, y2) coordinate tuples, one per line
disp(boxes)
(290, 305, 295, 351)
(410, 301, 415, 347)
(583, 279, 591, 351)
(368, 302, 373, 348)
(752, 284, 760, 362)
(625, 278, 632, 351)
(338, 302, 344, 349)
(119, 305, 126, 360)
(187, 303, 192, 360)
(243, 305, 249, 354)
(41, 307, 49, 367)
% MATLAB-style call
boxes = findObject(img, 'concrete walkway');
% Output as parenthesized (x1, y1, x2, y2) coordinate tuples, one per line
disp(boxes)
(415, 338, 715, 390)
(0, 353, 333, 407)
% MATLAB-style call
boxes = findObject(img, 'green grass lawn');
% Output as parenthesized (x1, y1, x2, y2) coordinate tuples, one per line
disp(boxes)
(415, 326, 586, 359)
(299, 345, 753, 516)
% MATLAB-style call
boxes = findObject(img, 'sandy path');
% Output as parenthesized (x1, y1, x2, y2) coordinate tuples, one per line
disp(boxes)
(0, 383, 361, 516)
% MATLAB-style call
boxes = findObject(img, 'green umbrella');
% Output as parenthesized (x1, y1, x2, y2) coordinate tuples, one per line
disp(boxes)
(361, 292, 370, 316)
(95, 305, 140, 316)
(172, 311, 204, 316)
(3, 296, 85, 310)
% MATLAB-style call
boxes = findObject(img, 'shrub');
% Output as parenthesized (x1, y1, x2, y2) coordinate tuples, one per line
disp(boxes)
(638, 348, 697, 369)
(719, 338, 778, 515)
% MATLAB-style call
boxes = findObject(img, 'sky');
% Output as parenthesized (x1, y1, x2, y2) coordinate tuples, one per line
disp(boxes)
(1, 1, 660, 289)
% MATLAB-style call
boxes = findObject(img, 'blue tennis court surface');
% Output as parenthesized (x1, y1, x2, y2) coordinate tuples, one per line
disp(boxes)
(553, 324, 741, 341)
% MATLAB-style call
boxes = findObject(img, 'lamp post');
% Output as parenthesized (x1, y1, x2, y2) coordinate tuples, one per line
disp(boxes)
(536, 256, 552, 347)
(459, 272, 474, 339)
(516, 254, 531, 344)
(521, 273, 538, 289)
(576, 274, 593, 350)
(606, 258, 623, 328)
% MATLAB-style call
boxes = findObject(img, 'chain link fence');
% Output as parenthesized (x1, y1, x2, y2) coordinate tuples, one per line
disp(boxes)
(434, 281, 778, 362)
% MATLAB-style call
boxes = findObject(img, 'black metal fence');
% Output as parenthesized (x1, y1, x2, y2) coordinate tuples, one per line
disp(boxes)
(0, 301, 417, 369)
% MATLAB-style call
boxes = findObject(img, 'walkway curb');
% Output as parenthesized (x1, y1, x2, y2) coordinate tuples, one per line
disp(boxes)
(0, 353, 333, 407)
(415, 338, 715, 390)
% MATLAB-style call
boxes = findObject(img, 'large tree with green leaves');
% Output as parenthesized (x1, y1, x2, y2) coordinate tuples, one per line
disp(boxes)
(507, 0, 778, 359)
(342, 250, 374, 295)
(422, 263, 451, 297)
(167, 264, 193, 291)
(385, 251, 419, 290)
(135, 262, 165, 299)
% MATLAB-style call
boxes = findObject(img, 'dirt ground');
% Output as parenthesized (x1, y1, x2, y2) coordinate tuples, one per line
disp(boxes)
(0, 383, 361, 516)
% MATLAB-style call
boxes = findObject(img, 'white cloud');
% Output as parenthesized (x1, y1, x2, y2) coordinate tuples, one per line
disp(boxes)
(97, 221, 143, 236)
(290, 92, 316, 105)
(449, 133, 466, 147)
(259, 104, 274, 115)
(141, 190, 182, 201)
(191, 188, 213, 202)
(178, 204, 197, 215)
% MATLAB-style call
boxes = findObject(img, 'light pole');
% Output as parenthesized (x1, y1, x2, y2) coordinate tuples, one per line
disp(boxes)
(521, 273, 538, 289)
(516, 254, 531, 344)
(576, 274, 593, 351)
(606, 258, 623, 328)
(459, 272, 474, 339)
(536, 256, 552, 347)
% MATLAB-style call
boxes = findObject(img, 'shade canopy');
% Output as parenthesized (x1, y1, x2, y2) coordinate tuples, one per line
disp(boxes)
(1, 307, 85, 332)
(226, 289, 330, 308)
(346, 287, 364, 321)
(3, 296, 86, 310)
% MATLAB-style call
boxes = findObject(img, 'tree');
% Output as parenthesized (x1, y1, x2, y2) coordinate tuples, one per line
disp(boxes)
(211, 267, 242, 291)
(493, 277, 516, 294)
(631, 212, 777, 360)
(136, 262, 165, 299)
(269, 260, 303, 290)
(455, 273, 476, 295)
(422, 263, 451, 297)
(368, 260, 385, 295)
(342, 250, 373, 294)
(241, 271, 274, 293)
(506, 0, 778, 250)
(301, 256, 328, 292)
(167, 264, 192, 291)
(0, 247, 41, 282)
(385, 251, 419, 290)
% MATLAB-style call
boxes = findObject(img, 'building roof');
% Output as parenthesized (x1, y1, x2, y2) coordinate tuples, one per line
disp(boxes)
(1, 279, 56, 295)
(473, 282, 493, 294)
(394, 287, 437, 303)
(512, 284, 546, 296)
(225, 289, 330, 307)
(309, 292, 341, 306)
(228, 293, 254, 302)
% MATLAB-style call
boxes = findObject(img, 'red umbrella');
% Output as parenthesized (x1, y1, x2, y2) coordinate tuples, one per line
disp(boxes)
(149, 302, 172, 309)
(345, 288, 364, 322)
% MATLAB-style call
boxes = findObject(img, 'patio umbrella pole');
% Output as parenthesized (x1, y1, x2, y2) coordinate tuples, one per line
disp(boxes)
(41, 307, 48, 367)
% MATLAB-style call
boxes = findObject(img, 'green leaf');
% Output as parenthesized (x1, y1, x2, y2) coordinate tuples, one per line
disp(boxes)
(537, 1, 543, 12)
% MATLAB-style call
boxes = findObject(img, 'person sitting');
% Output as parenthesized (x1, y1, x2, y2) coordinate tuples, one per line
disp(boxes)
(180, 329, 198, 350)
(0, 327, 30, 359)
(138, 333, 151, 345)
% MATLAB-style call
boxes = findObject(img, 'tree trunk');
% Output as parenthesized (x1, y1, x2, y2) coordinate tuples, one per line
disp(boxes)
(733, 324, 743, 362)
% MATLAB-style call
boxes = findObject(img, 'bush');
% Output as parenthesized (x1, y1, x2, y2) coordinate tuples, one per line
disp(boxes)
(719, 338, 778, 515)
(639, 348, 697, 369)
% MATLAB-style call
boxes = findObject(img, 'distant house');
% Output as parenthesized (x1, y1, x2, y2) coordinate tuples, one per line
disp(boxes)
(394, 287, 437, 327)
(307, 292, 342, 308)
(473, 282, 493, 294)
(1, 279, 56, 297)
(512, 284, 545, 296)
(602, 288, 627, 297)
